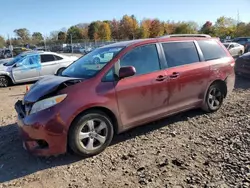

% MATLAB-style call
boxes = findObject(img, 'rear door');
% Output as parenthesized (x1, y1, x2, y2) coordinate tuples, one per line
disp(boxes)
(114, 43, 169, 128)
(39, 54, 61, 77)
(160, 41, 210, 113)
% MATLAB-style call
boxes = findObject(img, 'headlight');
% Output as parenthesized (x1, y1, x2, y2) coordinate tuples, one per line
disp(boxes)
(30, 94, 67, 115)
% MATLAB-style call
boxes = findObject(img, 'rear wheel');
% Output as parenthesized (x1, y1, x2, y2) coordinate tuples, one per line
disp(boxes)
(68, 110, 114, 157)
(0, 76, 11, 87)
(202, 84, 224, 112)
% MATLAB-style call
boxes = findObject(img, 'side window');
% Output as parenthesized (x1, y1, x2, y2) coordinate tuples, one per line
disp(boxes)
(120, 44, 160, 76)
(197, 40, 228, 61)
(54, 55, 63, 60)
(41, 54, 56, 63)
(18, 54, 41, 69)
(162, 42, 200, 68)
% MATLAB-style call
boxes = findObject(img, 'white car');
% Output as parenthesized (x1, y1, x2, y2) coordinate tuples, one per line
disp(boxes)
(0, 51, 78, 87)
(223, 42, 245, 57)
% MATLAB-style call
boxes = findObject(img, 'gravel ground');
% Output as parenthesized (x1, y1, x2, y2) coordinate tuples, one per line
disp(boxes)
(0, 76, 249, 188)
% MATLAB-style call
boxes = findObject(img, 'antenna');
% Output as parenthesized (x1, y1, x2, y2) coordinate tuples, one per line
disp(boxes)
(236, 9, 240, 35)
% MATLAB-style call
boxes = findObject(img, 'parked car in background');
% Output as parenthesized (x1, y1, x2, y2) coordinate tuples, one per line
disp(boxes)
(12, 47, 31, 56)
(232, 37, 250, 52)
(235, 52, 250, 78)
(223, 42, 244, 57)
(0, 49, 12, 59)
(0, 51, 78, 87)
(14, 34, 235, 157)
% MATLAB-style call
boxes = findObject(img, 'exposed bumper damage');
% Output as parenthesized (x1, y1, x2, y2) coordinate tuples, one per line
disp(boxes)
(14, 75, 83, 156)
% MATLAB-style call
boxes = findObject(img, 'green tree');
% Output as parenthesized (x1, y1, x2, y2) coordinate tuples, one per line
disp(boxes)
(58, 31, 66, 41)
(0, 36, 6, 48)
(67, 26, 84, 41)
(214, 16, 236, 38)
(14, 28, 30, 42)
(98, 22, 111, 41)
(175, 22, 198, 34)
(32, 32, 43, 44)
(88, 21, 101, 40)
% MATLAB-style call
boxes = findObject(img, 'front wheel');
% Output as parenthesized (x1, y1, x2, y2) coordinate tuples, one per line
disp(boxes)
(0, 76, 11, 87)
(202, 84, 224, 113)
(68, 110, 114, 157)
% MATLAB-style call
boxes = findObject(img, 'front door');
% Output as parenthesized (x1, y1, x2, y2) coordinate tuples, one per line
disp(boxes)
(12, 54, 41, 83)
(160, 41, 209, 113)
(114, 43, 168, 128)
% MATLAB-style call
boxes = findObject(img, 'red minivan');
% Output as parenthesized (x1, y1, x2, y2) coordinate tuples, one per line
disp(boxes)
(15, 34, 235, 157)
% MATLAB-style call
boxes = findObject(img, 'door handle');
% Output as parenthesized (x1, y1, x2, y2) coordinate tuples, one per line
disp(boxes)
(169, 72, 180, 79)
(156, 75, 167, 81)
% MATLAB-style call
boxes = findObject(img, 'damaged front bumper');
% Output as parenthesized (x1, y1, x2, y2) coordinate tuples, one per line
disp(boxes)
(14, 100, 68, 156)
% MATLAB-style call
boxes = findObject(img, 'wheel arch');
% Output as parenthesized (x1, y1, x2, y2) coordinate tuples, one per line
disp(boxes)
(205, 79, 227, 99)
(68, 106, 119, 135)
(0, 74, 14, 85)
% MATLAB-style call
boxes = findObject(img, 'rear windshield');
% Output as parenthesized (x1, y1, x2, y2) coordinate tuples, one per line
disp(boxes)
(197, 40, 228, 61)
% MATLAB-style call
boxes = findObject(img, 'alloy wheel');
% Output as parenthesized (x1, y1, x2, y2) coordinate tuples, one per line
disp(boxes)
(208, 88, 223, 110)
(78, 119, 108, 151)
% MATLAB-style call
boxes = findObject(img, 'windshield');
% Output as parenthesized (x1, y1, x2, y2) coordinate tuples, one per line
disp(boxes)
(62, 46, 124, 78)
(4, 53, 25, 66)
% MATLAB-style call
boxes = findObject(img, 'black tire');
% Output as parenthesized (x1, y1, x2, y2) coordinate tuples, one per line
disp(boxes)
(0, 76, 11, 87)
(202, 83, 224, 113)
(56, 68, 65, 76)
(68, 110, 114, 157)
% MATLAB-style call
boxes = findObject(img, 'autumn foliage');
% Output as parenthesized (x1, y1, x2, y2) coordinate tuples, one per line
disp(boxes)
(1, 15, 250, 47)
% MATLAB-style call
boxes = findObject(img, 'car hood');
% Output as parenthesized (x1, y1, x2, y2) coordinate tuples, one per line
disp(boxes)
(23, 75, 83, 103)
(0, 63, 10, 72)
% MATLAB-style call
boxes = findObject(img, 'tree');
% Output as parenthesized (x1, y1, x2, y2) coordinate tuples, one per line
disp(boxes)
(149, 19, 164, 38)
(163, 21, 176, 35)
(200, 21, 215, 36)
(14, 28, 30, 42)
(98, 22, 111, 41)
(139, 19, 151, 38)
(110, 19, 121, 40)
(214, 16, 236, 38)
(236, 22, 250, 37)
(88, 21, 101, 40)
(32, 32, 43, 44)
(67, 26, 84, 41)
(0, 36, 5, 48)
(58, 31, 66, 41)
(50, 30, 59, 40)
(175, 22, 198, 34)
(120, 15, 139, 39)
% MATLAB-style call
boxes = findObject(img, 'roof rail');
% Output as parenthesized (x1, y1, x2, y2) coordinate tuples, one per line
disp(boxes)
(159, 34, 212, 38)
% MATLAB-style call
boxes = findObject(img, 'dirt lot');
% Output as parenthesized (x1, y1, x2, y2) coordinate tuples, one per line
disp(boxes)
(0, 76, 249, 188)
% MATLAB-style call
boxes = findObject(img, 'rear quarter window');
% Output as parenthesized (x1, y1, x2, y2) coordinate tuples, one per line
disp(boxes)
(197, 40, 228, 61)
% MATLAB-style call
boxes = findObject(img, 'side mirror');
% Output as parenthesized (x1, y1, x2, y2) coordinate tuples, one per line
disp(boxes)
(119, 66, 136, 79)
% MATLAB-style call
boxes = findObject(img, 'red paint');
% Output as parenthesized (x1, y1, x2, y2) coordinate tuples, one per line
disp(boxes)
(15, 37, 235, 156)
